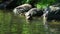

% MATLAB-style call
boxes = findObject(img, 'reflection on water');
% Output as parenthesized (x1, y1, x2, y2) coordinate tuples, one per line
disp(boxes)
(0, 10, 60, 34)
(48, 21, 60, 34)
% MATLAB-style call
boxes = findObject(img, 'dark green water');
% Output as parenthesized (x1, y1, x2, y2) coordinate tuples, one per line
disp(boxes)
(0, 10, 60, 34)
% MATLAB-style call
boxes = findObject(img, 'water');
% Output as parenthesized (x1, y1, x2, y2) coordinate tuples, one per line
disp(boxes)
(43, 13, 49, 34)
(0, 10, 45, 34)
(0, 10, 60, 34)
